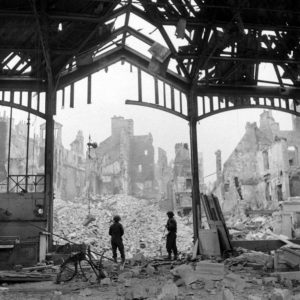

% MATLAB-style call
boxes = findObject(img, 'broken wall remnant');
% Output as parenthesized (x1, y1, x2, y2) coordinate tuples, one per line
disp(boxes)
(88, 116, 156, 198)
(215, 111, 300, 212)
(40, 123, 86, 200)
(155, 147, 172, 198)
(167, 143, 204, 215)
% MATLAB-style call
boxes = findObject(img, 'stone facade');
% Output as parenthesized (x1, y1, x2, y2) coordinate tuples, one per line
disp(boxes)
(88, 116, 156, 198)
(214, 111, 300, 212)
(39, 123, 86, 200)
(167, 143, 204, 213)
(155, 147, 172, 198)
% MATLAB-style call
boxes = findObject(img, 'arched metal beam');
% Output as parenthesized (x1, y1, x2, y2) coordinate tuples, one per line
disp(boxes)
(197, 97, 300, 121)
(0, 101, 46, 119)
(125, 100, 189, 121)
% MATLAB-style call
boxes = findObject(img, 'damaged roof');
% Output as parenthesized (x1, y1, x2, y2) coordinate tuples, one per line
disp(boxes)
(1, 0, 300, 91)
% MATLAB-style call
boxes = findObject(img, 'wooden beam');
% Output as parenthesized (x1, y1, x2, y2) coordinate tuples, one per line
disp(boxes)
(231, 239, 300, 252)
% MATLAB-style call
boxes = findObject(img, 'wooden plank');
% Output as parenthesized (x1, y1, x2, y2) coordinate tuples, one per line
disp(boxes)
(192, 239, 199, 260)
(198, 229, 221, 256)
(231, 239, 300, 252)
(247, 209, 276, 216)
(200, 194, 232, 252)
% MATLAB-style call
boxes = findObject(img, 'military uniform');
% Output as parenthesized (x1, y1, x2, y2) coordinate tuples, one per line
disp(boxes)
(166, 212, 178, 260)
(109, 219, 125, 263)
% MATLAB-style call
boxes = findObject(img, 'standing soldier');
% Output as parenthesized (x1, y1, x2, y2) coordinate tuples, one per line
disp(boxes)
(109, 215, 125, 263)
(165, 211, 178, 260)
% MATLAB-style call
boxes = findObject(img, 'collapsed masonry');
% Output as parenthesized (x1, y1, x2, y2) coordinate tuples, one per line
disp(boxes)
(53, 194, 194, 258)
(87, 116, 156, 198)
(213, 110, 300, 213)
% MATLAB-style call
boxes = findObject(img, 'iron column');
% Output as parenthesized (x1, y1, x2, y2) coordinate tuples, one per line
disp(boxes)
(188, 89, 201, 243)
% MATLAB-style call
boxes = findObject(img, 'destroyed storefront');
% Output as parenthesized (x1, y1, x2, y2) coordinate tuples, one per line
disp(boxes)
(214, 111, 300, 212)
(87, 116, 156, 198)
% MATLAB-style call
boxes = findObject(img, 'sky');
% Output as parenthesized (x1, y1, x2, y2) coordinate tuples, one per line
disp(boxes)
(54, 62, 293, 184)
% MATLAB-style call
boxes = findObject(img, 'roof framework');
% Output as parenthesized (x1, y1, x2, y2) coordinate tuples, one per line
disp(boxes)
(1, 0, 300, 102)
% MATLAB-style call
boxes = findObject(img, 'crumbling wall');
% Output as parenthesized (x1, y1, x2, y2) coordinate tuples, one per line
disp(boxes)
(88, 117, 156, 198)
(156, 147, 172, 198)
(222, 122, 263, 211)
(219, 111, 300, 213)
(130, 134, 155, 198)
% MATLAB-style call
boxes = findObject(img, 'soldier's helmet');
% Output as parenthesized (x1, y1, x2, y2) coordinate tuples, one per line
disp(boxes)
(113, 215, 121, 222)
(166, 211, 174, 217)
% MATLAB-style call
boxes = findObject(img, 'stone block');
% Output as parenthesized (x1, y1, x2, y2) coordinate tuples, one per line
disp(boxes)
(157, 280, 179, 300)
(270, 288, 291, 300)
(79, 288, 93, 297)
(146, 264, 155, 275)
(273, 271, 300, 282)
(248, 296, 262, 300)
(170, 264, 197, 285)
(263, 277, 278, 285)
(223, 273, 247, 291)
(196, 261, 225, 277)
(124, 279, 131, 287)
(219, 288, 235, 300)
(101, 277, 111, 286)
(131, 267, 141, 277)
(119, 271, 133, 282)
(132, 285, 147, 299)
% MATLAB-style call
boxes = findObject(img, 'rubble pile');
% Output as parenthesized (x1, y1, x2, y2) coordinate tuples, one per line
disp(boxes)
(227, 213, 278, 240)
(53, 195, 193, 258)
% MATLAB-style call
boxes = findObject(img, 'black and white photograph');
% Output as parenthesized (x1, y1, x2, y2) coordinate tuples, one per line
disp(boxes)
(0, 0, 300, 299)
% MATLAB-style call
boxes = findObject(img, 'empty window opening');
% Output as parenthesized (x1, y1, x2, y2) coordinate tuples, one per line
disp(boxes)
(288, 146, 298, 166)
(234, 176, 243, 200)
(277, 184, 283, 202)
(263, 150, 269, 170)
(265, 181, 272, 201)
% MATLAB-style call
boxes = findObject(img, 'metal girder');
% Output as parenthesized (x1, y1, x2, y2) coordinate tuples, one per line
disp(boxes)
(55, 1, 120, 78)
(0, 46, 74, 55)
(162, 18, 300, 32)
(58, 46, 190, 92)
(0, 77, 46, 91)
(0, 8, 124, 23)
(0, 101, 46, 119)
(129, 5, 191, 79)
(125, 100, 189, 121)
(196, 85, 300, 99)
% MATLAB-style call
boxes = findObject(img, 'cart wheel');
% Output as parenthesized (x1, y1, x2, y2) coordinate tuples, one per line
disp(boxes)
(56, 260, 77, 283)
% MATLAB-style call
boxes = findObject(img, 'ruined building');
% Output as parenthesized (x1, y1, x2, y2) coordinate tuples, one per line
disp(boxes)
(40, 123, 86, 200)
(214, 110, 300, 212)
(155, 147, 172, 198)
(88, 116, 155, 198)
(167, 143, 204, 213)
